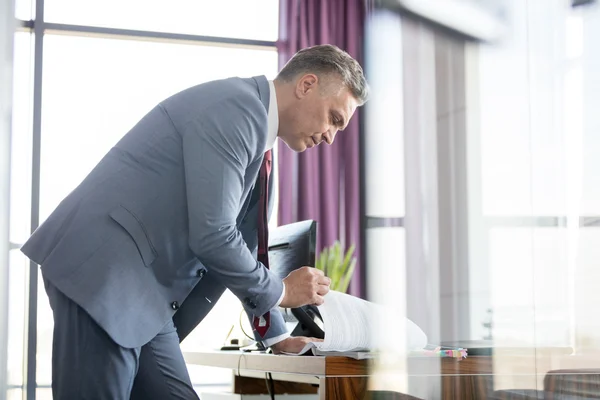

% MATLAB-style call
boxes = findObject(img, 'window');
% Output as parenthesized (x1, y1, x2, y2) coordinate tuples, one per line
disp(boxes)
(37, 36, 278, 393)
(12, 1, 280, 397)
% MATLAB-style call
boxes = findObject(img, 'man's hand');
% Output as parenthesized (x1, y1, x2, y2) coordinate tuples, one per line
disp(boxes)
(280, 267, 331, 308)
(271, 336, 323, 355)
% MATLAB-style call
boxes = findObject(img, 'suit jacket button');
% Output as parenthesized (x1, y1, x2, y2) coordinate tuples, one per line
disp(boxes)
(171, 301, 179, 310)
(244, 298, 255, 309)
(196, 269, 205, 278)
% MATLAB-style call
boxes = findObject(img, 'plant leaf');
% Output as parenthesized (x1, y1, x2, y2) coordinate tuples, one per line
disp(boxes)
(319, 248, 328, 276)
(342, 244, 355, 272)
(340, 258, 357, 293)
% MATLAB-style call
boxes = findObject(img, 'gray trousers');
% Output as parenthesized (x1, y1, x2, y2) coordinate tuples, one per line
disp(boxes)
(43, 277, 200, 400)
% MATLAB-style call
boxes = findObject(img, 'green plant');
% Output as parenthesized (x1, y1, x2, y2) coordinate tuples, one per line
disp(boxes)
(315, 241, 357, 293)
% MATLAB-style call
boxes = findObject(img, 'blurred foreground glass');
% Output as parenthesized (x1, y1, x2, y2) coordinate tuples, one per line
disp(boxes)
(364, 8, 414, 396)
(364, 0, 600, 398)
(44, 0, 279, 41)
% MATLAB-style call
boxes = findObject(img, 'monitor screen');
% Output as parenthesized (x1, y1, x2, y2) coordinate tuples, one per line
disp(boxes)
(267, 220, 324, 338)
(267, 220, 317, 280)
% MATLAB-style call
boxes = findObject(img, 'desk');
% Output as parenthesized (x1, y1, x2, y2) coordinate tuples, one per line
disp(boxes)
(185, 350, 368, 399)
(187, 347, 600, 400)
(183, 351, 494, 399)
(185, 350, 600, 399)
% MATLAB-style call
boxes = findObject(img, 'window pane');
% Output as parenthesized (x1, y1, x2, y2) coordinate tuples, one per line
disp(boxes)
(15, 0, 33, 20)
(7, 32, 33, 394)
(40, 34, 277, 222)
(489, 227, 571, 347)
(181, 290, 246, 387)
(581, 6, 600, 215)
(574, 228, 600, 351)
(36, 272, 53, 387)
(7, 389, 24, 400)
(478, 0, 533, 216)
(479, 0, 575, 217)
(44, 0, 279, 41)
(7, 250, 29, 388)
(10, 32, 33, 245)
(35, 388, 52, 400)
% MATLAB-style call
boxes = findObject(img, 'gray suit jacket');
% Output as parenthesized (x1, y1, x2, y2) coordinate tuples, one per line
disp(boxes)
(21, 76, 287, 348)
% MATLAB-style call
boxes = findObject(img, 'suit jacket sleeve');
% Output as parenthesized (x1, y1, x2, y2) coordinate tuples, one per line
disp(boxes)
(178, 94, 283, 318)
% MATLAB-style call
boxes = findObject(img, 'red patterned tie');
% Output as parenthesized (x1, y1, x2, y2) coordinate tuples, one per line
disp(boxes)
(253, 150, 272, 338)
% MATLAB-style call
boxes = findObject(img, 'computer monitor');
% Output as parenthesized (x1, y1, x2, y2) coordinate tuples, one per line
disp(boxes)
(268, 220, 324, 339)
(268, 220, 317, 280)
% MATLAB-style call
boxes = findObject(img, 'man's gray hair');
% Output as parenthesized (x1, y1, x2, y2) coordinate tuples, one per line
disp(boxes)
(276, 44, 369, 105)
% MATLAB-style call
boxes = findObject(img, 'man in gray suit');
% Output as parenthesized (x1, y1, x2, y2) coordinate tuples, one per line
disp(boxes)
(21, 44, 368, 399)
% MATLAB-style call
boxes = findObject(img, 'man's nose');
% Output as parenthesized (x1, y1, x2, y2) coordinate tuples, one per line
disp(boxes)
(322, 129, 337, 145)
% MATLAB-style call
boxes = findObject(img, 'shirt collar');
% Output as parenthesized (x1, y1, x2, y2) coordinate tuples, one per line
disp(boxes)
(265, 80, 279, 152)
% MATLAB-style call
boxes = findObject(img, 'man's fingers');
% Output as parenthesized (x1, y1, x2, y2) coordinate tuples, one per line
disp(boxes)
(317, 276, 331, 286)
(317, 285, 330, 296)
(311, 267, 325, 276)
(313, 295, 324, 306)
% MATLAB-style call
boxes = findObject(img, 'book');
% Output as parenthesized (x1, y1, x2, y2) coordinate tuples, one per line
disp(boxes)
(286, 291, 428, 359)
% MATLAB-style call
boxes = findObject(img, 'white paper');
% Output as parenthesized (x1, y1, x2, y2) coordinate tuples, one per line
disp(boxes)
(289, 291, 427, 356)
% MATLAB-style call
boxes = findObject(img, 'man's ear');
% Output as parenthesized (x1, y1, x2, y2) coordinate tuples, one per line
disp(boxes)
(295, 74, 318, 99)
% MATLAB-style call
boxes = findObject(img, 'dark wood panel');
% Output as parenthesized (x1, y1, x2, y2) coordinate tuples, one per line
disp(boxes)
(325, 376, 369, 400)
(233, 375, 318, 395)
(440, 356, 493, 375)
(441, 375, 493, 400)
(326, 356, 370, 376)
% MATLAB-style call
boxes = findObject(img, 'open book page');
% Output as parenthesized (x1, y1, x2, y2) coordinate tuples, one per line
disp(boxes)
(289, 291, 427, 356)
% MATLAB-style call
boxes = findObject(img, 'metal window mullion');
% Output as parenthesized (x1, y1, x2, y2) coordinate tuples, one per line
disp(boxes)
(26, 0, 45, 398)
(16, 19, 277, 49)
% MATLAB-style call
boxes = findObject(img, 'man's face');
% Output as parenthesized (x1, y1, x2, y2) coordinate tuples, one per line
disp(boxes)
(280, 74, 359, 152)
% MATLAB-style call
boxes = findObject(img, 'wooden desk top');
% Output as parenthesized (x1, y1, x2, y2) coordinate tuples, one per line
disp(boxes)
(184, 349, 600, 378)
(183, 350, 369, 377)
(183, 350, 497, 378)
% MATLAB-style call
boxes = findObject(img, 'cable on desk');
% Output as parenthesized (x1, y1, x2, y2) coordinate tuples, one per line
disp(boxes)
(264, 372, 275, 400)
(236, 353, 247, 384)
(239, 309, 255, 341)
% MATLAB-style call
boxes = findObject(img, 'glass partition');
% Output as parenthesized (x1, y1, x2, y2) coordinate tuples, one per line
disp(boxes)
(364, 1, 600, 398)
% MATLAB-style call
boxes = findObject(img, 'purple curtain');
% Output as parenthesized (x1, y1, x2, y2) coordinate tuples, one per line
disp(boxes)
(276, 0, 368, 298)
